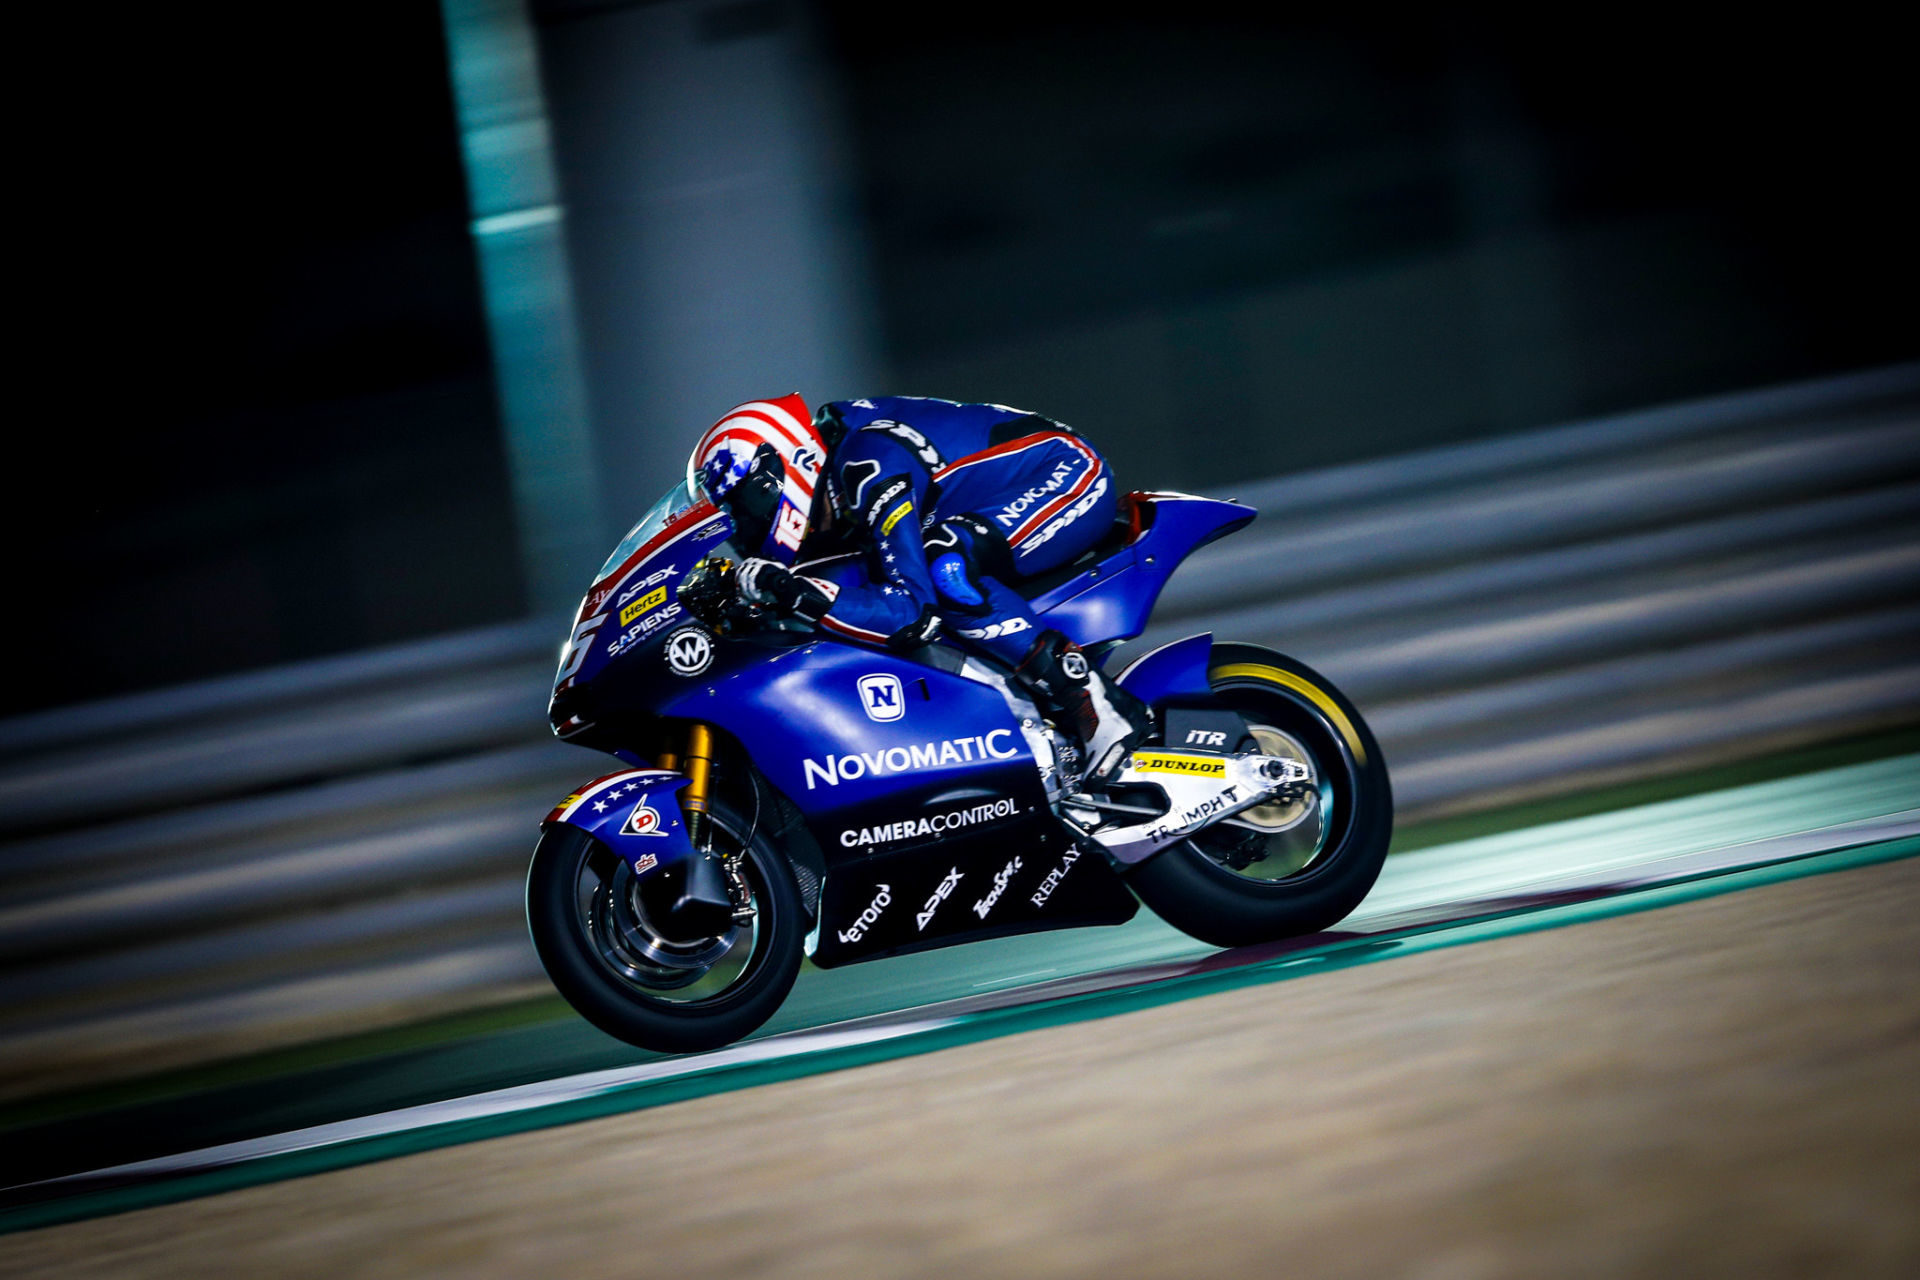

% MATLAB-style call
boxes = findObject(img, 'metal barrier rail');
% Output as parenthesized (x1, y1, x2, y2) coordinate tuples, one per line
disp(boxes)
(1, 365, 1916, 1097)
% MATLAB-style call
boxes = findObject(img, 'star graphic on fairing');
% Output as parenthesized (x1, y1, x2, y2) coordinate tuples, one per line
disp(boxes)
(593, 801, 608, 812)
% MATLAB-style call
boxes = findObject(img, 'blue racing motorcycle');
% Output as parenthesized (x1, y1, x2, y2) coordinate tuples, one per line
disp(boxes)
(530, 483, 1391, 1052)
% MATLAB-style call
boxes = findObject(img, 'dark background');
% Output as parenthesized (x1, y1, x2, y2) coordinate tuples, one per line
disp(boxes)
(11, 2, 1913, 717)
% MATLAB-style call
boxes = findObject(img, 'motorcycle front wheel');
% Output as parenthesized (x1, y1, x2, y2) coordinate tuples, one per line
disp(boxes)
(1126, 642, 1392, 948)
(527, 798, 804, 1054)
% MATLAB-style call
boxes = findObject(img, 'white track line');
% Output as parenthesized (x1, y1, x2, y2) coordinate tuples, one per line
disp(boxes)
(16, 1020, 951, 1191)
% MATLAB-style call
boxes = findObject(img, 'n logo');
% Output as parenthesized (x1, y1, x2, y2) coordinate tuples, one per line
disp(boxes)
(858, 673, 905, 722)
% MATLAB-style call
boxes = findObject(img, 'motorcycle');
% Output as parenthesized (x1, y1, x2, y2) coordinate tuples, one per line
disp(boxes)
(531, 481, 1391, 1053)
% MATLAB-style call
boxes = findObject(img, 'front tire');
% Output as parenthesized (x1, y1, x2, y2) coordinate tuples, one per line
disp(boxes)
(527, 799, 804, 1054)
(1126, 643, 1392, 947)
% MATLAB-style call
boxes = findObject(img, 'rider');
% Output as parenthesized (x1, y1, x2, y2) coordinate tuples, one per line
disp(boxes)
(689, 394, 1153, 780)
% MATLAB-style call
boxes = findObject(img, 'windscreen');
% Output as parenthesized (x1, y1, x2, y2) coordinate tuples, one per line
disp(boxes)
(595, 478, 700, 580)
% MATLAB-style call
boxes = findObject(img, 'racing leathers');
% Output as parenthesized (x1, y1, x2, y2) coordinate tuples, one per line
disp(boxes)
(737, 396, 1151, 777)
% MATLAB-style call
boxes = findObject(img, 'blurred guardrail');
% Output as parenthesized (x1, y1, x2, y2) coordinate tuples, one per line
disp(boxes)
(2, 364, 1916, 1095)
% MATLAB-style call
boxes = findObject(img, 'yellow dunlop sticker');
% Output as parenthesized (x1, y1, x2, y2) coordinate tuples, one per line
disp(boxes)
(880, 502, 913, 535)
(619, 587, 668, 625)
(1130, 751, 1227, 777)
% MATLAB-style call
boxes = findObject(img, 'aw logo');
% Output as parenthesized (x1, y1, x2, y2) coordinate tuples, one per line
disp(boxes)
(858, 673, 905, 722)
(664, 626, 713, 677)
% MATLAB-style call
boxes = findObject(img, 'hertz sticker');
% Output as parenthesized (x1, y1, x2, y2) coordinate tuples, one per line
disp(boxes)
(1131, 752, 1226, 777)
(881, 502, 913, 535)
(620, 587, 668, 625)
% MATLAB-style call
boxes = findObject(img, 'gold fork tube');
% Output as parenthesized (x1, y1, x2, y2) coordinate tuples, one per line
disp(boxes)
(681, 723, 715, 839)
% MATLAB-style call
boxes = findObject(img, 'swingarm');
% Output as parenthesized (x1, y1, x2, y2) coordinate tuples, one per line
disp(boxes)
(1061, 749, 1313, 866)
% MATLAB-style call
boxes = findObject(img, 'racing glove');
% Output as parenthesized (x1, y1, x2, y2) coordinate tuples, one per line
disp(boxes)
(887, 603, 943, 652)
(736, 557, 834, 626)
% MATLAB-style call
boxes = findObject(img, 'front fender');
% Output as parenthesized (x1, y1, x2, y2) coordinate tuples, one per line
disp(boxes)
(544, 769, 697, 874)
(1114, 632, 1215, 705)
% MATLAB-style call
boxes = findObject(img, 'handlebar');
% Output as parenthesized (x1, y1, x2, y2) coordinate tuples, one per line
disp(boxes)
(678, 555, 774, 635)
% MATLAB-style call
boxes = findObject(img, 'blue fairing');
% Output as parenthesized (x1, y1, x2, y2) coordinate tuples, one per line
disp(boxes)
(1114, 632, 1217, 705)
(656, 643, 1042, 831)
(1028, 494, 1253, 645)
(562, 507, 735, 699)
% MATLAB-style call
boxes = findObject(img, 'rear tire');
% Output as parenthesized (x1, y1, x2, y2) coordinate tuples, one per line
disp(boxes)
(1126, 643, 1391, 947)
(527, 799, 803, 1054)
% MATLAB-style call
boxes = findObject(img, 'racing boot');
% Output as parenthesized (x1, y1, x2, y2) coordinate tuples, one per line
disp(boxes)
(1014, 630, 1154, 782)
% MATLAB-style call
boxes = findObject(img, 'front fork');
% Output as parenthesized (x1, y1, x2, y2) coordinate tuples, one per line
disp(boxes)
(663, 722, 752, 922)
(670, 722, 716, 845)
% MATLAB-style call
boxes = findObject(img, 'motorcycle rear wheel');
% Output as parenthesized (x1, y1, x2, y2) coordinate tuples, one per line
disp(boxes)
(527, 799, 803, 1054)
(1125, 643, 1392, 948)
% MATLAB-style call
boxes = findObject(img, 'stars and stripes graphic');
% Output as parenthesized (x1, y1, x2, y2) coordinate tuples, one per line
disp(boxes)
(691, 394, 822, 513)
(545, 769, 681, 825)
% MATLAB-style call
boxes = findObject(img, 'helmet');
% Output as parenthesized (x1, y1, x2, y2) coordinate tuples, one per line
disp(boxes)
(688, 394, 824, 564)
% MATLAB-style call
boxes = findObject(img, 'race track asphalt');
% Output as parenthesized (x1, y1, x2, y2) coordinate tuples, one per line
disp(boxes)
(2, 752, 1916, 1225)
(6, 827, 1917, 1277)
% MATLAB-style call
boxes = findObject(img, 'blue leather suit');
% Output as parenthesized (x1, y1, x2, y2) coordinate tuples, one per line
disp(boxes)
(794, 396, 1118, 664)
